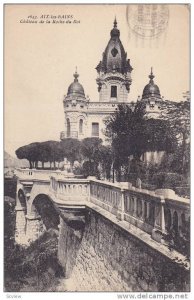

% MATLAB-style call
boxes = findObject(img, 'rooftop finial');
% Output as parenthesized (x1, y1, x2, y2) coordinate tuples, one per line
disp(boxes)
(114, 17, 117, 28)
(110, 17, 120, 38)
(149, 67, 155, 82)
(73, 66, 79, 82)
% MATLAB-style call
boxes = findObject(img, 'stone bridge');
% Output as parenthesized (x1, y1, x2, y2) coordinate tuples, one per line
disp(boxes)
(14, 168, 190, 292)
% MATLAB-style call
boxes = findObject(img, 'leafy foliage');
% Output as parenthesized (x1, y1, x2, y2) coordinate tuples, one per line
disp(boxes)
(105, 102, 176, 181)
(164, 221, 190, 260)
(4, 198, 63, 292)
(15, 139, 80, 170)
(15, 137, 112, 180)
(160, 99, 190, 174)
(60, 138, 81, 168)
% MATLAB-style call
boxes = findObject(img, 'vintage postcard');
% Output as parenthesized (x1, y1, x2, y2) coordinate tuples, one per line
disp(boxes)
(4, 3, 190, 297)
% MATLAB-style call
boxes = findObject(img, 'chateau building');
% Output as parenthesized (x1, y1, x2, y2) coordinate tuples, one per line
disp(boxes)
(60, 19, 165, 143)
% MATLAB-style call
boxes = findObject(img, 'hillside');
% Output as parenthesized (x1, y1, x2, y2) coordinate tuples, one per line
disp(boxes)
(4, 151, 29, 169)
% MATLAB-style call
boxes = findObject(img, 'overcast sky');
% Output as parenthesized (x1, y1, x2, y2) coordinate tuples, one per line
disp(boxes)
(4, 4, 190, 156)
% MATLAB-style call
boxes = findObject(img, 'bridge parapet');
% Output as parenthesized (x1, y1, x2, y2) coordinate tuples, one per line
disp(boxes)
(88, 178, 190, 243)
(50, 175, 90, 204)
(90, 180, 123, 219)
(15, 168, 75, 182)
(15, 168, 55, 181)
(15, 168, 190, 244)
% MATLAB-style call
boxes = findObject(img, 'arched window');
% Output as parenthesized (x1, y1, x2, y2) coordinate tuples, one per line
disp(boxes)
(67, 118, 70, 137)
(92, 122, 99, 137)
(79, 119, 83, 134)
(111, 85, 117, 98)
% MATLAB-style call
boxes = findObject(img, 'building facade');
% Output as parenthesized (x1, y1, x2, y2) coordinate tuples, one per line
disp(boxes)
(60, 19, 166, 143)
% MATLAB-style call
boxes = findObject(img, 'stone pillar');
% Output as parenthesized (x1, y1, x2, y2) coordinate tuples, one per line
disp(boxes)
(146, 202, 150, 220)
(151, 197, 166, 243)
(25, 213, 45, 244)
(133, 197, 137, 218)
(87, 179, 92, 202)
(120, 189, 125, 221)
(141, 200, 145, 221)
(177, 211, 182, 236)
(160, 200, 166, 234)
(15, 205, 27, 245)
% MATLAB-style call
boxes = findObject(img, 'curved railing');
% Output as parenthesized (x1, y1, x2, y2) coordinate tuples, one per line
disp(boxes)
(15, 168, 190, 242)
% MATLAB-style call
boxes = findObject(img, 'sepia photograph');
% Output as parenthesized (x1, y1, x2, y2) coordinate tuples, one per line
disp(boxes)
(4, 3, 190, 294)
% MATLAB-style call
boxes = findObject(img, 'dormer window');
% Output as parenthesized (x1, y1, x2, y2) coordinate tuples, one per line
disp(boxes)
(111, 47, 118, 57)
(111, 85, 117, 98)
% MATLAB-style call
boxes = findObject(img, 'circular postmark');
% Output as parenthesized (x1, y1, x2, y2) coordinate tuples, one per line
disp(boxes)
(126, 4, 169, 39)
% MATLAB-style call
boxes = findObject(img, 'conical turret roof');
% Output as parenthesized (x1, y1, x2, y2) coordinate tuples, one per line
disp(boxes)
(96, 18, 132, 74)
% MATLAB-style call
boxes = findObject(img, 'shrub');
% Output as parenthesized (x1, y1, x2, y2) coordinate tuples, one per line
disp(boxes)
(151, 172, 185, 189)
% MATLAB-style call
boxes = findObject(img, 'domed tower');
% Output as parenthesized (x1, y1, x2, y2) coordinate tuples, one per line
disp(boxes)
(60, 68, 89, 140)
(141, 68, 163, 117)
(96, 18, 133, 102)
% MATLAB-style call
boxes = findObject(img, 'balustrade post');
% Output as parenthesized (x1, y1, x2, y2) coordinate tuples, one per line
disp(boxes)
(133, 197, 137, 218)
(56, 180, 59, 197)
(146, 201, 150, 220)
(160, 199, 166, 234)
(177, 211, 182, 236)
(87, 181, 91, 202)
(120, 189, 125, 221)
(141, 200, 145, 221)
(152, 197, 166, 243)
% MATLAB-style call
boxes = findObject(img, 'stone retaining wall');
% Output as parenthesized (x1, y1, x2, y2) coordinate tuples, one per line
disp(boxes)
(58, 209, 190, 292)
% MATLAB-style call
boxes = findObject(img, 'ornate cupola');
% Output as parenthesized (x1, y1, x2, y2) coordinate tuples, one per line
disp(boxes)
(141, 68, 163, 118)
(96, 18, 133, 103)
(142, 68, 161, 100)
(67, 69, 85, 98)
(61, 68, 89, 140)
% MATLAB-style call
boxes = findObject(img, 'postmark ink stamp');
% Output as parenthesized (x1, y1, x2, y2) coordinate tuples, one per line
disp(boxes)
(126, 4, 169, 40)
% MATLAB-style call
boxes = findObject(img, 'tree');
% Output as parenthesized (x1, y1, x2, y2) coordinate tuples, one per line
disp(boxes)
(144, 118, 176, 153)
(16, 143, 40, 169)
(16, 141, 64, 169)
(81, 138, 103, 177)
(160, 99, 190, 173)
(98, 145, 113, 180)
(105, 102, 147, 180)
(60, 138, 81, 170)
(39, 141, 63, 169)
(15, 145, 31, 167)
(38, 142, 51, 169)
(105, 102, 176, 181)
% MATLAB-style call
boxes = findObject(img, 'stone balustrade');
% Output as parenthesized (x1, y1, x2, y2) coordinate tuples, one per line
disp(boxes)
(87, 179, 189, 241)
(16, 168, 190, 242)
(123, 188, 162, 235)
(15, 168, 73, 181)
(50, 175, 90, 203)
(90, 180, 123, 219)
(162, 195, 189, 237)
(15, 168, 35, 177)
